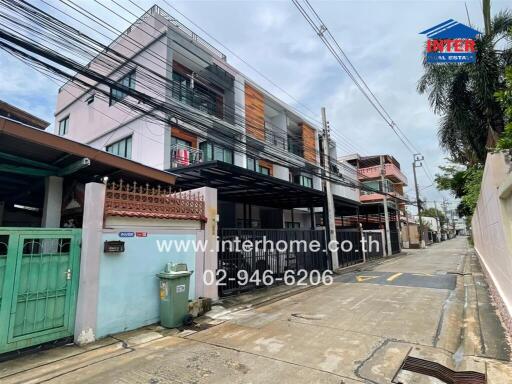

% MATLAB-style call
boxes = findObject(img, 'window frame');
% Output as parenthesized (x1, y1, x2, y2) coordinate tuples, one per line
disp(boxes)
(171, 70, 222, 118)
(247, 156, 257, 171)
(110, 70, 136, 106)
(171, 136, 192, 148)
(259, 166, 270, 176)
(293, 174, 313, 188)
(106, 135, 133, 159)
(199, 142, 234, 164)
(301, 176, 313, 188)
(58, 115, 69, 136)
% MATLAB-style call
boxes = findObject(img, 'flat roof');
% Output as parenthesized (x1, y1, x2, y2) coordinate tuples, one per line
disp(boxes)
(0, 116, 176, 186)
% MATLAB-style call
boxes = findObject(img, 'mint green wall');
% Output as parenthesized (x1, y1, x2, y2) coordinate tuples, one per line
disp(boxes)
(96, 231, 197, 338)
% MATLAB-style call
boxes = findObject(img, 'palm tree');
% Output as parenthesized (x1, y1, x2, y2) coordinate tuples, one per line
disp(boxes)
(417, 6, 512, 165)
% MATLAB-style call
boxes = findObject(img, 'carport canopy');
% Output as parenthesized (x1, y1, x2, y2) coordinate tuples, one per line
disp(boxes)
(169, 160, 360, 211)
(0, 116, 176, 208)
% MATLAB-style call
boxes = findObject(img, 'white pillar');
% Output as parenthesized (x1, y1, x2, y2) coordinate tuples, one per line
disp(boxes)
(41, 176, 63, 228)
(194, 187, 218, 301)
(74, 182, 106, 345)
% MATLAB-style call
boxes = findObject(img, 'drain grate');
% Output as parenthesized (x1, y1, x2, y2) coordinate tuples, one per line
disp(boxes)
(393, 355, 486, 384)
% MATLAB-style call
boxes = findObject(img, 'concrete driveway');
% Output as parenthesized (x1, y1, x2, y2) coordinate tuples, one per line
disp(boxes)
(1, 237, 511, 383)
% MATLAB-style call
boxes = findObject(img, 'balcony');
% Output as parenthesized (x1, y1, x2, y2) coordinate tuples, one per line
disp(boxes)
(264, 129, 287, 150)
(287, 139, 304, 158)
(358, 163, 408, 185)
(170, 143, 203, 168)
(170, 75, 234, 125)
(360, 190, 405, 202)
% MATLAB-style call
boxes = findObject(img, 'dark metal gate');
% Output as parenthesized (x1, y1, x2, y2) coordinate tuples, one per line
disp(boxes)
(336, 229, 363, 267)
(390, 226, 401, 254)
(217, 228, 328, 296)
(363, 230, 385, 259)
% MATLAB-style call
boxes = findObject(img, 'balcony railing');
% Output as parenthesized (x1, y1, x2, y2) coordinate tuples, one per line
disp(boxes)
(287, 140, 304, 158)
(151, 6, 227, 61)
(170, 143, 203, 168)
(264, 129, 287, 150)
(169, 77, 235, 125)
(358, 163, 408, 185)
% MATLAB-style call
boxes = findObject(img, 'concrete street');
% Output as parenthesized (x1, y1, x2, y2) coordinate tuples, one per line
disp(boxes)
(1, 237, 511, 383)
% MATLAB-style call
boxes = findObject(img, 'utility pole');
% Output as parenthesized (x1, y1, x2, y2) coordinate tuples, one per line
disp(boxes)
(441, 199, 449, 239)
(380, 155, 392, 256)
(405, 207, 411, 246)
(412, 154, 425, 248)
(321, 107, 338, 270)
(434, 201, 441, 242)
(451, 209, 456, 235)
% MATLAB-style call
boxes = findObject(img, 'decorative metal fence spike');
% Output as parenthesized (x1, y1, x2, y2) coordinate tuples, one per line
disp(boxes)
(104, 182, 205, 221)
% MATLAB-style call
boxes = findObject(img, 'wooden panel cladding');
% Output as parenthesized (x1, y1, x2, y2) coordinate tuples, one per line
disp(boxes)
(300, 122, 317, 164)
(259, 159, 273, 176)
(245, 83, 265, 141)
(171, 125, 197, 148)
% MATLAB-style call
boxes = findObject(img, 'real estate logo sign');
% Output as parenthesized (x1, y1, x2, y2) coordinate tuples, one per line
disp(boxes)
(420, 19, 481, 63)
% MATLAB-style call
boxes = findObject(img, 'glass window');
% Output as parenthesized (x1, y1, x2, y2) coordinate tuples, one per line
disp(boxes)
(200, 142, 233, 164)
(171, 136, 192, 147)
(362, 180, 381, 194)
(301, 176, 313, 188)
(106, 136, 132, 159)
(110, 70, 136, 105)
(213, 145, 224, 161)
(171, 71, 221, 118)
(259, 166, 270, 176)
(294, 174, 313, 188)
(172, 72, 192, 105)
(285, 222, 300, 229)
(223, 149, 233, 164)
(247, 156, 256, 171)
(58, 116, 69, 136)
(199, 142, 212, 161)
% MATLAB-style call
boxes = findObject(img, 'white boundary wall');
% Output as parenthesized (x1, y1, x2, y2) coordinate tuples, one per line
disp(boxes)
(472, 152, 512, 335)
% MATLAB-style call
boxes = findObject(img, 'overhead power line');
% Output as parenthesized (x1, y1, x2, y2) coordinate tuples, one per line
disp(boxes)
(292, 0, 450, 204)
(0, 0, 407, 200)
(291, 0, 417, 154)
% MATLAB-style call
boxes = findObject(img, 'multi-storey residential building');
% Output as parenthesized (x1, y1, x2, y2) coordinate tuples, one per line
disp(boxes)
(54, 5, 359, 230)
(341, 154, 408, 253)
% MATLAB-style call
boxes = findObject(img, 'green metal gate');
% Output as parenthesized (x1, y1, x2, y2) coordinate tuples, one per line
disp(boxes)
(0, 228, 81, 354)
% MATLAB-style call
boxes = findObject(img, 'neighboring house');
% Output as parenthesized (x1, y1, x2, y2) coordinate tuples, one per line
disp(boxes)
(421, 216, 440, 243)
(0, 106, 216, 350)
(340, 154, 408, 254)
(54, 4, 360, 231)
(453, 216, 467, 235)
(0, 100, 49, 130)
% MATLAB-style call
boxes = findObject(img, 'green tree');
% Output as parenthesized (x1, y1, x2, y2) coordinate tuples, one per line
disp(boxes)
(435, 164, 483, 216)
(495, 67, 512, 150)
(417, 9, 512, 165)
(421, 207, 447, 227)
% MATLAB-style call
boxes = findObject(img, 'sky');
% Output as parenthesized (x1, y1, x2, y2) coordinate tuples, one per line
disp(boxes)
(1, 0, 508, 213)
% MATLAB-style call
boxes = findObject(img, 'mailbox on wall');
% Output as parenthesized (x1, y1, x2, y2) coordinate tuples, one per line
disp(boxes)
(104, 240, 125, 253)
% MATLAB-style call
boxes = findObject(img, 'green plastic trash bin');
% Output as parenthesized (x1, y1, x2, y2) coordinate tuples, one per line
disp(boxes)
(157, 263, 193, 328)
